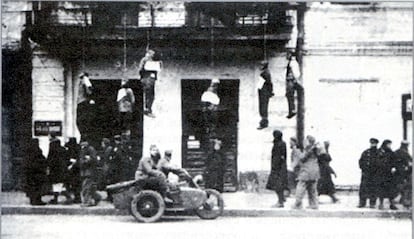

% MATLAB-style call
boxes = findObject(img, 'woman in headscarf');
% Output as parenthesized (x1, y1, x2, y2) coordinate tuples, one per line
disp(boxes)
(266, 130, 288, 208)
(23, 138, 48, 205)
(47, 138, 72, 204)
(317, 141, 339, 203)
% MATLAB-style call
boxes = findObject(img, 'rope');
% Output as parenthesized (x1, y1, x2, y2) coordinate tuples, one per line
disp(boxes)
(263, 13, 267, 61)
(123, 12, 127, 72)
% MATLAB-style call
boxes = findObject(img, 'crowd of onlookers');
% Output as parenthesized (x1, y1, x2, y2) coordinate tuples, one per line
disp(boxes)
(264, 131, 412, 210)
(23, 135, 137, 206)
(358, 138, 412, 210)
(265, 131, 339, 209)
(22, 132, 412, 210)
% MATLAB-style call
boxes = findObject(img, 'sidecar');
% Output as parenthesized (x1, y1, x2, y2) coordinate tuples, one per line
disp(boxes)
(106, 179, 224, 223)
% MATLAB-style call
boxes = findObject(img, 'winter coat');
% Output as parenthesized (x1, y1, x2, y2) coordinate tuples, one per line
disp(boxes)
(296, 145, 320, 181)
(204, 149, 226, 193)
(394, 147, 412, 186)
(135, 155, 164, 180)
(47, 140, 70, 184)
(317, 153, 336, 195)
(359, 147, 379, 198)
(373, 146, 398, 199)
(24, 142, 48, 195)
(266, 137, 288, 192)
(79, 144, 98, 178)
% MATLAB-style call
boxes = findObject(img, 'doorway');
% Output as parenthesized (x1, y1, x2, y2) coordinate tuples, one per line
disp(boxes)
(88, 79, 143, 161)
(181, 79, 239, 191)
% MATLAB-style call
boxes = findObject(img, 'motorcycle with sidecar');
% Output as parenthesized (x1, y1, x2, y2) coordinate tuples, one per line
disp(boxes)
(106, 174, 224, 223)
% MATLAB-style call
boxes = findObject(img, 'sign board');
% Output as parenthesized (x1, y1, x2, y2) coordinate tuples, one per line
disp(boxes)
(34, 121, 62, 136)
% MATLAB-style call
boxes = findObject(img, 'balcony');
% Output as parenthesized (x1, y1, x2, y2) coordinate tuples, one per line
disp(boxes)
(26, 2, 297, 45)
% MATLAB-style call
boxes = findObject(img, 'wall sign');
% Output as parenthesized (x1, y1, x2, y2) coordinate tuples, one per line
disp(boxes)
(34, 121, 62, 136)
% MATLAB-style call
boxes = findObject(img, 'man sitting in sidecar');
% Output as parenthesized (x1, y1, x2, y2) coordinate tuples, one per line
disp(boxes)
(107, 145, 224, 223)
(134, 145, 169, 199)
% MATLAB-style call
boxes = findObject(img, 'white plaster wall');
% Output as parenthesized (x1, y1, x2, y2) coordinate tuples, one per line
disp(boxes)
(303, 2, 413, 185)
(32, 52, 65, 155)
(305, 2, 413, 46)
(303, 55, 412, 185)
(144, 55, 296, 172)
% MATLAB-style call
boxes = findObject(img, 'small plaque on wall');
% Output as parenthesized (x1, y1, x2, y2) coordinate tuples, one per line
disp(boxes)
(34, 121, 62, 136)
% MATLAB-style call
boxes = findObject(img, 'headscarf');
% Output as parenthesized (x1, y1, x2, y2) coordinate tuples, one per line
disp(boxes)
(273, 130, 283, 142)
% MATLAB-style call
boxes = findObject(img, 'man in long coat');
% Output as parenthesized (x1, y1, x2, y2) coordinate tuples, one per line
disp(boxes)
(79, 140, 101, 207)
(394, 140, 412, 208)
(266, 130, 288, 207)
(23, 138, 48, 205)
(374, 140, 398, 210)
(292, 135, 320, 209)
(204, 139, 226, 193)
(358, 138, 379, 208)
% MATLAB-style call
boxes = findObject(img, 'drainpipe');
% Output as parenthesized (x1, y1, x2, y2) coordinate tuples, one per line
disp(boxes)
(296, 3, 306, 149)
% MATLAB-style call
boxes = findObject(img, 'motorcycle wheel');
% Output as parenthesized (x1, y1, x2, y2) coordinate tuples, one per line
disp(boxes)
(195, 189, 224, 220)
(130, 190, 165, 223)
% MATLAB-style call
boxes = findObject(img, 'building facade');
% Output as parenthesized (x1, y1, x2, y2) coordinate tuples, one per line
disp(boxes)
(2, 1, 412, 190)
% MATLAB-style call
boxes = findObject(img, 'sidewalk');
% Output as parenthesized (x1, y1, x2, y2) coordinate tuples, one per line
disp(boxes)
(1, 190, 411, 218)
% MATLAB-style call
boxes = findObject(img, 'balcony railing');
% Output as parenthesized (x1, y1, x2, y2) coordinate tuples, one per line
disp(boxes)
(27, 1, 295, 42)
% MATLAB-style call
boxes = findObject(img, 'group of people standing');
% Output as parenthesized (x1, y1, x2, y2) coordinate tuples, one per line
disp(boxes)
(23, 135, 138, 207)
(266, 131, 338, 209)
(358, 138, 412, 210)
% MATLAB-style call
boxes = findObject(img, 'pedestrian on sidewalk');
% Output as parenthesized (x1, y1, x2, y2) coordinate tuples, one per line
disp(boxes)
(204, 139, 226, 193)
(292, 135, 321, 210)
(99, 137, 113, 191)
(64, 137, 81, 204)
(23, 138, 48, 205)
(358, 138, 379, 208)
(266, 130, 288, 208)
(79, 140, 101, 207)
(288, 137, 302, 194)
(257, 60, 274, 130)
(393, 140, 412, 208)
(317, 141, 339, 203)
(374, 140, 398, 210)
(47, 138, 73, 204)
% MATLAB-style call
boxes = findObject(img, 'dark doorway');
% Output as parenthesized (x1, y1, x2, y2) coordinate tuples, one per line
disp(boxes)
(2, 49, 33, 191)
(88, 79, 143, 160)
(181, 79, 239, 191)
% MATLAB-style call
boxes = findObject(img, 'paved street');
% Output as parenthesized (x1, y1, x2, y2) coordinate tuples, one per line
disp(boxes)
(2, 215, 411, 239)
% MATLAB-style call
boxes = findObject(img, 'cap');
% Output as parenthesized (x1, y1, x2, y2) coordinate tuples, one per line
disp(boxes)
(114, 135, 122, 141)
(164, 150, 172, 156)
(369, 138, 379, 144)
(80, 141, 89, 147)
